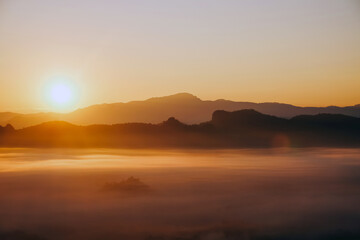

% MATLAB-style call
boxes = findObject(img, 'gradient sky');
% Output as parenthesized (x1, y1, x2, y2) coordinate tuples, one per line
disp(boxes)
(0, 0, 359, 112)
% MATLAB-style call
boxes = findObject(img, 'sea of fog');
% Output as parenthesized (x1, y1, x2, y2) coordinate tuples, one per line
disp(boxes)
(0, 148, 360, 240)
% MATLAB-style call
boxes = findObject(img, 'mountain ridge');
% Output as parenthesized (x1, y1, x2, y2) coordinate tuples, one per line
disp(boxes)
(1, 93, 360, 129)
(1, 109, 360, 148)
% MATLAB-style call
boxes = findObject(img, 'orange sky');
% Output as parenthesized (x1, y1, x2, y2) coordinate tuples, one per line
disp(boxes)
(0, 0, 359, 113)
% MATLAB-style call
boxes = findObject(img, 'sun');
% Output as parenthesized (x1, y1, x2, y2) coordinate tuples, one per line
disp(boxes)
(50, 83, 72, 104)
(45, 78, 78, 111)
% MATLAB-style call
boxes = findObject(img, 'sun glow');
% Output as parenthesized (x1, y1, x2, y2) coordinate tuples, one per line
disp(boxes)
(45, 78, 79, 111)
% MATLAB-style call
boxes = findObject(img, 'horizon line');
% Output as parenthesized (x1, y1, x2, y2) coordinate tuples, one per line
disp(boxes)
(1, 92, 360, 115)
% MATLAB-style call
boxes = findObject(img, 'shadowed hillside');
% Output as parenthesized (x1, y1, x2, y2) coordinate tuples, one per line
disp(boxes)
(1, 93, 360, 129)
(1, 109, 360, 148)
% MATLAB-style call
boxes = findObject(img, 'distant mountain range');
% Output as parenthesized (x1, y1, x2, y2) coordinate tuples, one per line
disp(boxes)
(1, 109, 360, 148)
(1, 93, 360, 129)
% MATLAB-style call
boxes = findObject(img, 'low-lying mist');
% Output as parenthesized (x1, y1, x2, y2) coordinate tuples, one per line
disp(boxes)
(0, 148, 360, 240)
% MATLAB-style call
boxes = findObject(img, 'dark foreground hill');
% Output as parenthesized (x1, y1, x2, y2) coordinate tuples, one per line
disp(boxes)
(1, 109, 360, 148)
(1, 93, 360, 129)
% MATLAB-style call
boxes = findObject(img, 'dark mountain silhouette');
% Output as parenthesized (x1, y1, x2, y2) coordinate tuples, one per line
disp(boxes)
(1, 93, 360, 129)
(1, 109, 360, 148)
(0, 124, 15, 134)
(212, 109, 287, 130)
